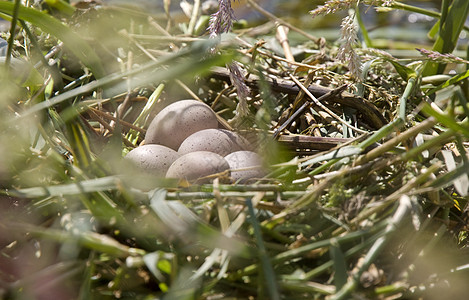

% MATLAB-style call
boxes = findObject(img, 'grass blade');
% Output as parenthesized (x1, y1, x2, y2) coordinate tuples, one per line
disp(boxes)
(330, 242, 347, 290)
(422, 0, 469, 75)
(421, 102, 469, 137)
(17, 40, 230, 118)
(441, 150, 469, 196)
(10, 222, 143, 257)
(149, 189, 255, 259)
(331, 195, 413, 300)
(7, 176, 125, 198)
(0, 2, 105, 78)
(246, 198, 280, 300)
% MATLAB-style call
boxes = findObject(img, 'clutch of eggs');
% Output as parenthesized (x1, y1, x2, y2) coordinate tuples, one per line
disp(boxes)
(125, 99, 266, 183)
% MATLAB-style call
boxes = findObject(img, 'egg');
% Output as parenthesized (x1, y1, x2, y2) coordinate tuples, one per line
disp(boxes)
(145, 99, 218, 150)
(166, 151, 230, 182)
(125, 144, 179, 177)
(178, 129, 251, 157)
(224, 151, 265, 183)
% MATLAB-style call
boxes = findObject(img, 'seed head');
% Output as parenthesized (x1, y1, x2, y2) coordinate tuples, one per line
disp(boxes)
(310, 0, 356, 17)
(337, 14, 363, 80)
(417, 48, 469, 65)
(208, 0, 236, 37)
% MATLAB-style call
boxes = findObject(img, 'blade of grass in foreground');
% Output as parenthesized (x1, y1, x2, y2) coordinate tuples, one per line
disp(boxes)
(421, 102, 469, 137)
(231, 223, 387, 279)
(126, 83, 165, 147)
(331, 195, 413, 300)
(16, 39, 230, 119)
(8, 222, 144, 258)
(330, 242, 347, 290)
(149, 189, 255, 259)
(0, 2, 105, 78)
(422, 0, 469, 76)
(3, 0, 21, 69)
(247, 198, 280, 300)
(6, 176, 125, 198)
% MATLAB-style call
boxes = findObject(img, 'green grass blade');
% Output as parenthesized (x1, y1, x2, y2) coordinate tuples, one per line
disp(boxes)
(426, 69, 469, 95)
(331, 196, 413, 300)
(422, 0, 469, 76)
(10, 222, 143, 257)
(66, 121, 92, 169)
(246, 198, 280, 300)
(0, 2, 105, 78)
(44, 0, 75, 16)
(385, 59, 417, 82)
(300, 146, 362, 168)
(126, 83, 165, 146)
(3, 0, 21, 69)
(330, 242, 347, 290)
(17, 40, 230, 118)
(357, 118, 405, 150)
(149, 189, 255, 259)
(356, 6, 372, 48)
(421, 103, 469, 137)
(273, 225, 385, 265)
(304, 236, 377, 280)
(234, 224, 387, 279)
(7, 176, 124, 198)
(428, 161, 469, 195)
(78, 253, 95, 300)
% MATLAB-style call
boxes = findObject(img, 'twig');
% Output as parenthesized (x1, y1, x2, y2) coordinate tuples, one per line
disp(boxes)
(277, 135, 351, 151)
(210, 66, 386, 129)
(275, 24, 295, 63)
(355, 117, 436, 165)
(285, 72, 368, 134)
(246, 0, 318, 42)
(125, 33, 202, 43)
(235, 36, 321, 70)
(273, 84, 349, 138)
(148, 16, 172, 37)
(88, 107, 146, 134)
(88, 109, 136, 148)
(187, 0, 201, 35)
(114, 50, 133, 129)
(291, 71, 315, 111)
(210, 85, 233, 109)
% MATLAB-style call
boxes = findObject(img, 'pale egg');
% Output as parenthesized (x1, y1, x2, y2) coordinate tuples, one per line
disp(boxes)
(166, 151, 230, 183)
(125, 144, 179, 177)
(224, 151, 265, 183)
(145, 99, 218, 150)
(178, 129, 250, 156)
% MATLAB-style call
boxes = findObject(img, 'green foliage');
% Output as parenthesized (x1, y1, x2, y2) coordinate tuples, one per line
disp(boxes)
(422, 0, 469, 76)
(0, 2, 105, 78)
(1, 0, 469, 299)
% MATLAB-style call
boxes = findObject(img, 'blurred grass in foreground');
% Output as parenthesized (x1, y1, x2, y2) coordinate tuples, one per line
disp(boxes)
(1, 0, 469, 299)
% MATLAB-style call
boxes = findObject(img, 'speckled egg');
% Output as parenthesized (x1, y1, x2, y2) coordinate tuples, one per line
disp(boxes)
(178, 129, 251, 157)
(125, 144, 179, 177)
(145, 99, 218, 150)
(166, 151, 230, 182)
(224, 151, 265, 182)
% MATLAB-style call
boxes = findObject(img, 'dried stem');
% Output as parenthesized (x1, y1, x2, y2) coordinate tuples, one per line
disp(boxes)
(246, 0, 318, 42)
